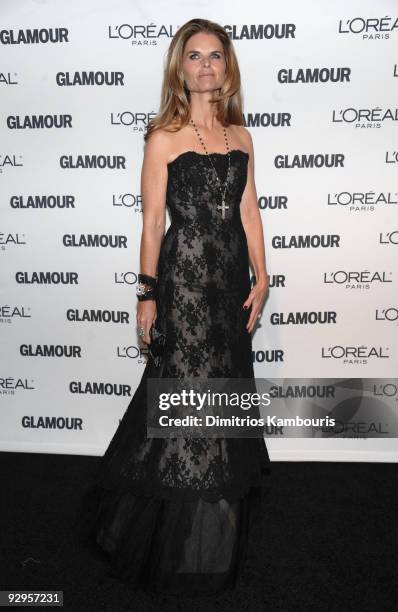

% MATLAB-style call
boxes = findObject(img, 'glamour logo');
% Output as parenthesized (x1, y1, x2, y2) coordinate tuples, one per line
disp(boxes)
(269, 384, 336, 398)
(112, 193, 143, 209)
(10, 195, 76, 209)
(258, 195, 288, 210)
(22, 416, 82, 429)
(70, 380, 131, 396)
(272, 234, 340, 248)
(323, 270, 392, 288)
(338, 16, 398, 39)
(252, 349, 284, 363)
(62, 234, 128, 248)
(16, 271, 78, 284)
(225, 23, 295, 39)
(321, 346, 390, 363)
(7, 114, 72, 129)
(250, 274, 286, 288)
(0, 72, 18, 85)
(67, 309, 129, 323)
(0, 305, 31, 322)
(110, 111, 157, 130)
(244, 113, 291, 127)
(386, 151, 398, 164)
(327, 191, 398, 210)
(20, 344, 82, 357)
(379, 231, 398, 244)
(270, 311, 337, 325)
(60, 155, 126, 169)
(56, 71, 124, 86)
(375, 307, 398, 321)
(278, 67, 351, 83)
(114, 272, 139, 285)
(0, 28, 69, 44)
(0, 233, 26, 247)
(332, 107, 398, 127)
(275, 154, 344, 168)
(0, 377, 34, 392)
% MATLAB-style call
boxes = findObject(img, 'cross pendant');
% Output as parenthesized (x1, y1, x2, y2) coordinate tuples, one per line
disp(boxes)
(217, 199, 229, 219)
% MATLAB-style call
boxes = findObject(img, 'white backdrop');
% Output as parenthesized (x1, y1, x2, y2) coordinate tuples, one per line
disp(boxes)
(1, 0, 398, 461)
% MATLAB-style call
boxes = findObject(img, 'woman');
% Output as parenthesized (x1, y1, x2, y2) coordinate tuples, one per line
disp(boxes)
(74, 17, 271, 597)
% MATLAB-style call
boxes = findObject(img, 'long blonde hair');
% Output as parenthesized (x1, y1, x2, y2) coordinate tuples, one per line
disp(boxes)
(144, 18, 244, 142)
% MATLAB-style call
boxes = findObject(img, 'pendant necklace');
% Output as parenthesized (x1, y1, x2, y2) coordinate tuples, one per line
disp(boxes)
(190, 118, 231, 220)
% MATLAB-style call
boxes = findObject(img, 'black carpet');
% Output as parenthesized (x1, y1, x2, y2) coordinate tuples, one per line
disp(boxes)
(1, 451, 396, 611)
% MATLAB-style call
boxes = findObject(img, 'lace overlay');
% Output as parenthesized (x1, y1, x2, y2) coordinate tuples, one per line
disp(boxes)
(73, 149, 271, 595)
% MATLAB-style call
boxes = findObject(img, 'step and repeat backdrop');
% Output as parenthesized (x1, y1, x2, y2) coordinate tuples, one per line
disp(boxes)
(1, 0, 397, 460)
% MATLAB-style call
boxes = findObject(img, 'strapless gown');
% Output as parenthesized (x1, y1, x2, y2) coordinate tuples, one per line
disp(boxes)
(73, 148, 271, 597)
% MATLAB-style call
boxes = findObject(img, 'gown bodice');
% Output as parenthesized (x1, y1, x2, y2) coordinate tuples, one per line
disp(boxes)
(157, 149, 250, 292)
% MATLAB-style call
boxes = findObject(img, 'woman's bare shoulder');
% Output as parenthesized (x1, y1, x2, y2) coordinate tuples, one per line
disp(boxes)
(146, 126, 171, 146)
(144, 123, 187, 168)
(144, 128, 172, 161)
(146, 121, 189, 163)
(230, 124, 252, 153)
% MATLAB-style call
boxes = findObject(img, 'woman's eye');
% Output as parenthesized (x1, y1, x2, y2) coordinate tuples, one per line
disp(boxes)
(189, 53, 222, 59)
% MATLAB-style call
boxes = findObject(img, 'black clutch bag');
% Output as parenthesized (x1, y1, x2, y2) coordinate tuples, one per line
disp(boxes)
(149, 323, 167, 367)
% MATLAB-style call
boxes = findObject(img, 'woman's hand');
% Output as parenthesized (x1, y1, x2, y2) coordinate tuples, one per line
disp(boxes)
(137, 299, 157, 345)
(243, 276, 269, 334)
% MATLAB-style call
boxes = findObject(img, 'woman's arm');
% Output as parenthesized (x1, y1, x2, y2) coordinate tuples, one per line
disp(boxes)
(239, 127, 269, 333)
(137, 130, 169, 344)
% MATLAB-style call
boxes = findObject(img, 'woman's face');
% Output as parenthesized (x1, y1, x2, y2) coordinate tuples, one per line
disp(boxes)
(182, 32, 226, 94)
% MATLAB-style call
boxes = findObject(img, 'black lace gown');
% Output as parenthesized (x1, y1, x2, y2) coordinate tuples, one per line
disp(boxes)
(73, 148, 271, 596)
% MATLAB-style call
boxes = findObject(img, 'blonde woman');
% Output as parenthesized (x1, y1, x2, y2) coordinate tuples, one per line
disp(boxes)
(74, 17, 270, 597)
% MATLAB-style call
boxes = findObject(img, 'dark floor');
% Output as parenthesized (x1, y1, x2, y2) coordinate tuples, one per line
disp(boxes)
(0, 451, 397, 612)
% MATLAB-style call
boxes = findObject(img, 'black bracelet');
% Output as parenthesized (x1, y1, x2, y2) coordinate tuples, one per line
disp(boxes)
(137, 287, 157, 301)
(138, 273, 157, 287)
(136, 273, 157, 301)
